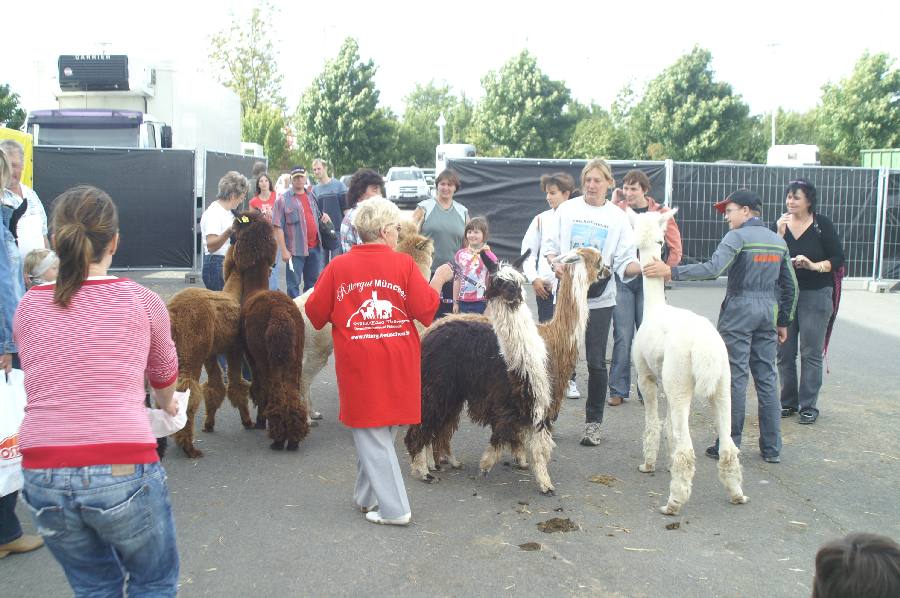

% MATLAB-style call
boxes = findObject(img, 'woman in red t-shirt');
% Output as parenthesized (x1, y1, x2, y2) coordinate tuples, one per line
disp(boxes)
(249, 173, 280, 290)
(305, 197, 439, 526)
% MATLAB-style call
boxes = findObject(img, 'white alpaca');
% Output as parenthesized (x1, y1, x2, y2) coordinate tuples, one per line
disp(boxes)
(630, 209, 748, 515)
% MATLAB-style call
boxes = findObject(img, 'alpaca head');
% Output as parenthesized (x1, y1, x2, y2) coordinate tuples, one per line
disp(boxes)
(397, 220, 434, 279)
(555, 247, 610, 287)
(627, 208, 678, 261)
(482, 250, 530, 308)
(231, 210, 277, 273)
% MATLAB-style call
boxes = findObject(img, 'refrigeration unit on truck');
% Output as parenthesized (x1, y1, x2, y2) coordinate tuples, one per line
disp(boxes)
(26, 54, 244, 195)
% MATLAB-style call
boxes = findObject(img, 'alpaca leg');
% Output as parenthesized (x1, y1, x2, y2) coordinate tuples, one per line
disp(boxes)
(174, 374, 204, 458)
(202, 356, 227, 432)
(225, 350, 253, 429)
(661, 401, 695, 515)
(711, 388, 748, 504)
(512, 431, 529, 470)
(404, 425, 438, 483)
(434, 421, 463, 470)
(426, 444, 438, 471)
(285, 387, 311, 451)
(528, 428, 556, 495)
(637, 369, 662, 473)
(478, 444, 503, 476)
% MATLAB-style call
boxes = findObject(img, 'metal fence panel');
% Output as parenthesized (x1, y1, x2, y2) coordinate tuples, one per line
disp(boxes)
(671, 163, 882, 278)
(880, 171, 900, 279)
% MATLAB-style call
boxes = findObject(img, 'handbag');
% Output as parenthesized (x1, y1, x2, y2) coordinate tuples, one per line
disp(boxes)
(0, 369, 27, 496)
(319, 217, 339, 250)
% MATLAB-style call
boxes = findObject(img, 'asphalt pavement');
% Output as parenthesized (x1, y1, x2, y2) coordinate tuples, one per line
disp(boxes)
(3, 275, 899, 597)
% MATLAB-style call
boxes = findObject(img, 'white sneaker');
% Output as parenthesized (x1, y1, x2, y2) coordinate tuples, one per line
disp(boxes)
(580, 423, 602, 446)
(365, 510, 411, 526)
(566, 380, 581, 399)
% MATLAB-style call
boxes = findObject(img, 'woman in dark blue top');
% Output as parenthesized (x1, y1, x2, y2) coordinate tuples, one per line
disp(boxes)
(774, 178, 844, 424)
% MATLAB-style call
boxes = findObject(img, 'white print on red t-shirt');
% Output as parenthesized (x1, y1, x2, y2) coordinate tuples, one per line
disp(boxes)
(337, 279, 407, 302)
(346, 291, 409, 328)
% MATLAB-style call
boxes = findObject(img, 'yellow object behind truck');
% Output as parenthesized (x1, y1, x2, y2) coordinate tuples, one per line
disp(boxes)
(0, 127, 33, 187)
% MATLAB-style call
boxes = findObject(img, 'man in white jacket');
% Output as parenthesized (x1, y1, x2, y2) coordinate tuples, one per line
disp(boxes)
(543, 158, 642, 446)
(521, 172, 580, 398)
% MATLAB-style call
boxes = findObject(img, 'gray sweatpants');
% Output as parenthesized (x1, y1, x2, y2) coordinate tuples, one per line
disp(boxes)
(778, 287, 833, 417)
(717, 297, 783, 459)
(351, 426, 411, 519)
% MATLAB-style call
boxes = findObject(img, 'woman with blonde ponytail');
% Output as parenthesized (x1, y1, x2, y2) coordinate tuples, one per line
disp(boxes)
(12, 185, 182, 595)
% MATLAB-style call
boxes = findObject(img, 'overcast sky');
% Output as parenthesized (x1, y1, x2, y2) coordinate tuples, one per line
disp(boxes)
(4, 0, 899, 121)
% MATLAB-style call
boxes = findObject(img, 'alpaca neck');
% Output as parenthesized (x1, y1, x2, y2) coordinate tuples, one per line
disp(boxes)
(222, 267, 243, 299)
(639, 248, 667, 316)
(489, 295, 552, 425)
(546, 264, 590, 352)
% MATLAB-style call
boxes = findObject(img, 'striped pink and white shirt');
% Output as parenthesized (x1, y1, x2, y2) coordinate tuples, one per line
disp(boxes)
(13, 277, 178, 469)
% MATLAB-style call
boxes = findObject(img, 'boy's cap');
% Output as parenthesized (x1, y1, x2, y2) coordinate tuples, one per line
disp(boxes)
(290, 167, 307, 178)
(714, 189, 762, 214)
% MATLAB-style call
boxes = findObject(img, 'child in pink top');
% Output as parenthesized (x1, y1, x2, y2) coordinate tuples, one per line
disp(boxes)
(452, 217, 497, 315)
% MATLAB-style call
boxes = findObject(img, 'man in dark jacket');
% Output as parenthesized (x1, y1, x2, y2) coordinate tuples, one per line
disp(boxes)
(644, 189, 798, 464)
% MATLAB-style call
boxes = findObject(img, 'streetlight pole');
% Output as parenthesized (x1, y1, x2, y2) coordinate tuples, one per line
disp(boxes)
(766, 42, 781, 148)
(435, 112, 446, 146)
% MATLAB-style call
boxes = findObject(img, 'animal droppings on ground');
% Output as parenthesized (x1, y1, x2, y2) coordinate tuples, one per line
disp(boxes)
(518, 542, 542, 551)
(537, 518, 579, 533)
(588, 474, 618, 486)
(518, 500, 529, 506)
(665, 522, 681, 530)
(553, 507, 564, 512)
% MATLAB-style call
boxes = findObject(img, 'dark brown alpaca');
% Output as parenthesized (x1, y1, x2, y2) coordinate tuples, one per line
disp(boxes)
(242, 290, 309, 450)
(168, 211, 274, 457)
(405, 251, 560, 495)
(232, 211, 309, 450)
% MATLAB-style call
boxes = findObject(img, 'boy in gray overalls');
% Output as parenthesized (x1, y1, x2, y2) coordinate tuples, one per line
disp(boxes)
(644, 189, 798, 463)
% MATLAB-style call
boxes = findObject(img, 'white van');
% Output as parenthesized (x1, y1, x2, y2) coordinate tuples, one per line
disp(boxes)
(766, 144, 820, 166)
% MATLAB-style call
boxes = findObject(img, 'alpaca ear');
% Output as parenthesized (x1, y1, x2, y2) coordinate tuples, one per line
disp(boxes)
(511, 249, 531, 272)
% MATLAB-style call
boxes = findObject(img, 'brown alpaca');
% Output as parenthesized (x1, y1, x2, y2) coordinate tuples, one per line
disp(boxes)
(242, 290, 309, 450)
(414, 247, 607, 477)
(293, 221, 434, 422)
(234, 211, 310, 449)
(169, 211, 275, 458)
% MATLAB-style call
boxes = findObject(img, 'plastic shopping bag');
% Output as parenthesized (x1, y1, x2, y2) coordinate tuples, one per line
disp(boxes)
(146, 389, 190, 438)
(0, 369, 27, 496)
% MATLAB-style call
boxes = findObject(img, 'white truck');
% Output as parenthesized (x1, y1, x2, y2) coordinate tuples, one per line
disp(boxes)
(26, 54, 244, 194)
(384, 167, 431, 207)
(766, 144, 820, 167)
(435, 143, 476, 174)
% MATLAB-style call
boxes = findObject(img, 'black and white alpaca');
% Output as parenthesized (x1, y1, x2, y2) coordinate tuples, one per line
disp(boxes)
(630, 209, 748, 514)
(404, 250, 558, 495)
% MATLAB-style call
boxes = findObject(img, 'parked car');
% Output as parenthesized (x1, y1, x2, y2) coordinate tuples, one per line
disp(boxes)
(384, 167, 430, 207)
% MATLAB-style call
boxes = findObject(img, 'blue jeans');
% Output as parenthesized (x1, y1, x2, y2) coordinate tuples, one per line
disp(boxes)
(268, 260, 280, 292)
(0, 490, 22, 544)
(457, 300, 486, 314)
(201, 254, 225, 291)
(21, 462, 179, 597)
(584, 306, 614, 424)
(609, 277, 644, 399)
(778, 287, 833, 417)
(536, 293, 555, 323)
(285, 246, 323, 299)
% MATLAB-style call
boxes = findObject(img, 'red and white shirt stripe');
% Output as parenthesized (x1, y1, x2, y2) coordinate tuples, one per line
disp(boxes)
(13, 277, 178, 468)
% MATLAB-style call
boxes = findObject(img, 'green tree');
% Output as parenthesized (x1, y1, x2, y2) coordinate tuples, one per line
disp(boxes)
(627, 47, 753, 162)
(0, 83, 26, 129)
(209, 3, 286, 112)
(472, 50, 577, 158)
(295, 38, 398, 176)
(816, 52, 900, 165)
(568, 104, 629, 159)
(242, 104, 288, 169)
(395, 82, 474, 166)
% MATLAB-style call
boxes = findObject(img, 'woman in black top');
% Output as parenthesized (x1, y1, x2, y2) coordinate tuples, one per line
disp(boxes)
(775, 178, 844, 424)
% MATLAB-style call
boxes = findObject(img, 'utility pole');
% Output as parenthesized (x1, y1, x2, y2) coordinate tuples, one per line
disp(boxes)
(435, 112, 446, 146)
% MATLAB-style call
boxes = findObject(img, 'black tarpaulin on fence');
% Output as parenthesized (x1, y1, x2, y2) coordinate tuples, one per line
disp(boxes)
(204, 151, 265, 208)
(33, 146, 195, 269)
(446, 158, 666, 260)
